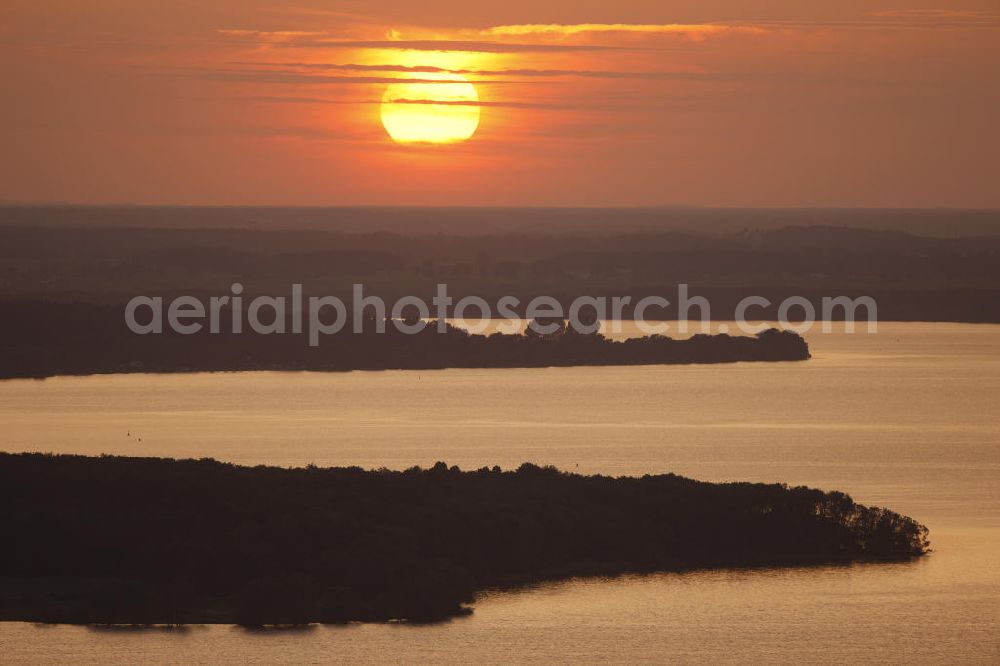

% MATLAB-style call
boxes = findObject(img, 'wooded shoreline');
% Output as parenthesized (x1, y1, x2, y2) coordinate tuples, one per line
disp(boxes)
(0, 453, 929, 626)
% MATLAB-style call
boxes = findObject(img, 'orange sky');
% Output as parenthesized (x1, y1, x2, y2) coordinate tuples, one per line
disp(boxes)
(1, 0, 998, 207)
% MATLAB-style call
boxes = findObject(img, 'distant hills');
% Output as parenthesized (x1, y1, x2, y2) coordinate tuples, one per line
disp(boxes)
(0, 214, 998, 321)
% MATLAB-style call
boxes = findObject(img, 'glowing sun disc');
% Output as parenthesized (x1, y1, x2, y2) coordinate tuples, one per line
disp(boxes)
(380, 75, 480, 144)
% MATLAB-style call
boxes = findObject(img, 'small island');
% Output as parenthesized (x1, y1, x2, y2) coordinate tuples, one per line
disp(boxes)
(0, 300, 809, 379)
(0, 453, 928, 626)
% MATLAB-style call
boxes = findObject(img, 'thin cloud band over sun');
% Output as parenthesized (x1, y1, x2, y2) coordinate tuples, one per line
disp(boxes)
(482, 23, 765, 37)
(230, 62, 716, 81)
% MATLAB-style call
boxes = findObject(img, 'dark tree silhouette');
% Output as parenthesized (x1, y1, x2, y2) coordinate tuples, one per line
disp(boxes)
(0, 453, 928, 626)
(0, 301, 810, 380)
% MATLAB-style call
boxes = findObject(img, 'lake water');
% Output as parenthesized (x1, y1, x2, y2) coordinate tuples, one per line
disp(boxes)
(1, 322, 998, 663)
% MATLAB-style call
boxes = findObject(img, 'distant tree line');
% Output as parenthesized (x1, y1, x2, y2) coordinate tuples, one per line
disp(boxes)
(0, 301, 810, 379)
(1, 221, 998, 321)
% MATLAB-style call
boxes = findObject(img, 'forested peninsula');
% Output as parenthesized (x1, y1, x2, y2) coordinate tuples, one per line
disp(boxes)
(0, 453, 929, 626)
(0, 305, 809, 379)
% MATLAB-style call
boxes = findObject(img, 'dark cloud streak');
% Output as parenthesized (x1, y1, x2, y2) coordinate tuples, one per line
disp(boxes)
(231, 62, 720, 81)
(267, 39, 640, 53)
(193, 70, 524, 85)
(241, 95, 573, 109)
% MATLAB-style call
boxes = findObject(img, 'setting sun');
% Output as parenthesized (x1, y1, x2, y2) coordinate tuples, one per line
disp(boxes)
(380, 74, 480, 144)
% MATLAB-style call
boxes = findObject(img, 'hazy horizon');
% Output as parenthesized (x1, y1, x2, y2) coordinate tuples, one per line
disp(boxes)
(3, 203, 998, 237)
